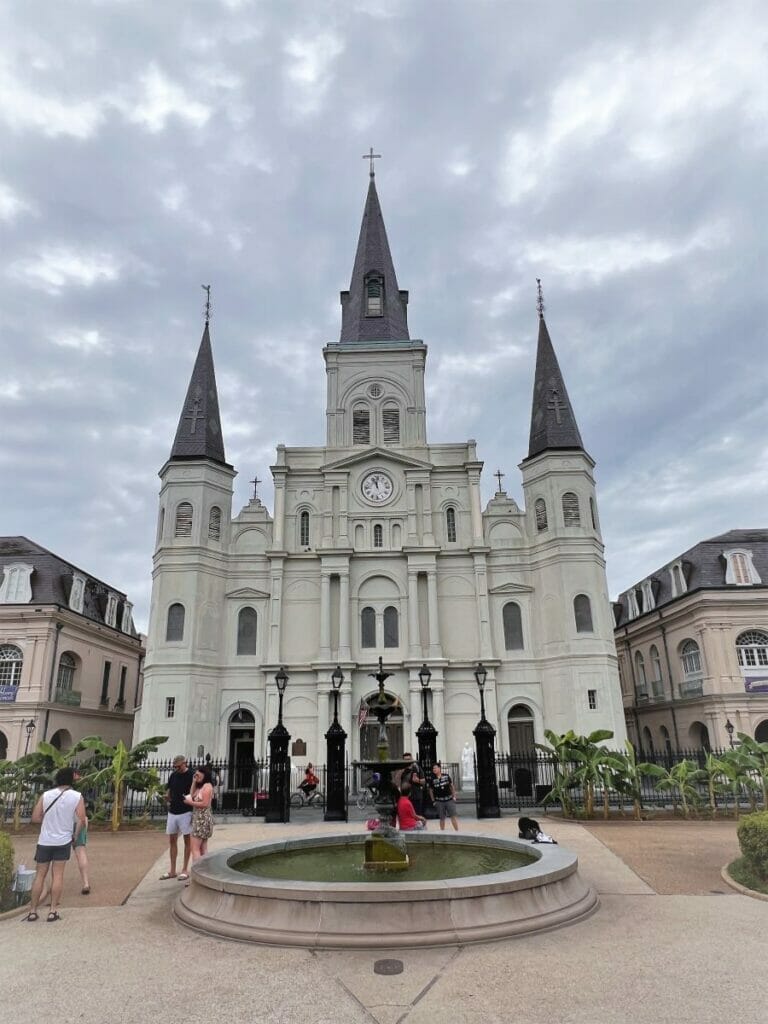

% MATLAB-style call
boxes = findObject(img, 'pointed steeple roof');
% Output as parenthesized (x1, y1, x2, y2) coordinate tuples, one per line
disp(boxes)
(526, 313, 584, 461)
(170, 323, 227, 465)
(339, 175, 410, 343)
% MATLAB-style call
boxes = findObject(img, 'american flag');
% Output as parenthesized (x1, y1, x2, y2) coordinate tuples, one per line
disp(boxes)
(357, 699, 368, 728)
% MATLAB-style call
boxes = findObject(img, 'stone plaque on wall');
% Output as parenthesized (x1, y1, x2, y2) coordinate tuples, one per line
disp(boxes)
(291, 739, 307, 756)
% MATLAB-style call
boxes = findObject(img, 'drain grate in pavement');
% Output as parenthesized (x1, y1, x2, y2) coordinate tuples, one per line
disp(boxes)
(374, 959, 404, 975)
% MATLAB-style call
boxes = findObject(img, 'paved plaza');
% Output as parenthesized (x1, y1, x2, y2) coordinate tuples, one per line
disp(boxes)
(1, 814, 765, 1024)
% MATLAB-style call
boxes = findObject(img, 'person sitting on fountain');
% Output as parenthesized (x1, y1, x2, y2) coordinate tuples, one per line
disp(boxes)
(398, 754, 426, 815)
(299, 763, 319, 798)
(396, 782, 427, 831)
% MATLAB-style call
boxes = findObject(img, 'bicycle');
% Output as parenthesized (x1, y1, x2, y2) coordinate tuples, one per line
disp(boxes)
(355, 786, 378, 810)
(290, 787, 324, 809)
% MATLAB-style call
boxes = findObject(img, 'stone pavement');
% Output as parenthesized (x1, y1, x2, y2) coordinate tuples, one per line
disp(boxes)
(1, 814, 764, 1024)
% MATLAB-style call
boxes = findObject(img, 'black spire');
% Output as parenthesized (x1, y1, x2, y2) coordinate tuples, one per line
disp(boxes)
(339, 175, 409, 343)
(170, 322, 227, 465)
(526, 304, 584, 461)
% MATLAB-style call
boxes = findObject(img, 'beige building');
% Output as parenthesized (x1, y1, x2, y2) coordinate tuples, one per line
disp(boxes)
(614, 530, 768, 752)
(0, 537, 144, 760)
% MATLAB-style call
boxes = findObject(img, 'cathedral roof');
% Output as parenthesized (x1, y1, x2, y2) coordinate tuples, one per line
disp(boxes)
(170, 323, 227, 465)
(525, 314, 585, 461)
(339, 175, 410, 343)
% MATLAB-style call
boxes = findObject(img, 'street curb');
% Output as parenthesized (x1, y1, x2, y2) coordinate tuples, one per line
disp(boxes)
(721, 863, 768, 901)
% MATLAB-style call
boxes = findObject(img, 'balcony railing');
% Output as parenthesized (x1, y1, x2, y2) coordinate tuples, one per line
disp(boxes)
(679, 679, 703, 698)
(54, 688, 82, 706)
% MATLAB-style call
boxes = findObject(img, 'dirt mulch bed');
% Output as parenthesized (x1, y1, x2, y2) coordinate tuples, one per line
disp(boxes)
(584, 819, 742, 895)
(6, 829, 169, 908)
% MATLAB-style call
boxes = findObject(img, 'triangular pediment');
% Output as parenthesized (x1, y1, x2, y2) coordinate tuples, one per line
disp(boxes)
(322, 447, 433, 473)
(225, 586, 271, 600)
(488, 582, 534, 595)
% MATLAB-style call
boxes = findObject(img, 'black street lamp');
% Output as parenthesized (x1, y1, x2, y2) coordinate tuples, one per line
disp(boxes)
(324, 665, 348, 821)
(265, 667, 291, 823)
(473, 662, 500, 818)
(725, 718, 735, 750)
(23, 719, 36, 756)
(416, 663, 439, 819)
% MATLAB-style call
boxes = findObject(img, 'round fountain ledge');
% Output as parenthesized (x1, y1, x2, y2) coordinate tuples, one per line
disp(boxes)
(174, 832, 598, 949)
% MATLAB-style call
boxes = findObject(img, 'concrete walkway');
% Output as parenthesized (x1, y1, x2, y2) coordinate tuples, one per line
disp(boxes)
(1, 816, 765, 1024)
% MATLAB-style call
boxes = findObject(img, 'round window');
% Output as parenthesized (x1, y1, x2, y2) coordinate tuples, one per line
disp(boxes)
(367, 383, 383, 398)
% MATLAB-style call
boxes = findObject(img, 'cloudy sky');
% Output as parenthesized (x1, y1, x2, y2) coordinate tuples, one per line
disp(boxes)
(1, 0, 766, 631)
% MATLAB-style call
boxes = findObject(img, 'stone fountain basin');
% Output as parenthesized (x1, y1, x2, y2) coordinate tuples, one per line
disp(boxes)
(175, 832, 598, 949)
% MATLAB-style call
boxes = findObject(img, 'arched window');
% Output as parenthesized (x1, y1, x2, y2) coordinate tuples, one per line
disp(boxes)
(562, 492, 580, 526)
(736, 630, 768, 668)
(642, 726, 654, 754)
(366, 275, 383, 316)
(208, 506, 222, 541)
(534, 498, 548, 532)
(660, 725, 672, 757)
(635, 651, 647, 687)
(353, 406, 370, 444)
(166, 603, 185, 642)
(174, 502, 193, 538)
(373, 524, 383, 548)
(383, 606, 399, 648)
(382, 405, 400, 443)
(650, 644, 663, 695)
(0, 644, 23, 687)
(237, 607, 257, 655)
(56, 652, 76, 691)
(681, 640, 702, 677)
(502, 602, 524, 650)
(361, 607, 376, 648)
(300, 510, 310, 547)
(445, 507, 457, 543)
(574, 594, 594, 633)
(589, 497, 597, 530)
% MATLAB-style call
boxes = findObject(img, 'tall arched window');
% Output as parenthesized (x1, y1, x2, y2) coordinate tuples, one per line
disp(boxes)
(650, 644, 663, 695)
(383, 606, 399, 648)
(166, 603, 185, 642)
(502, 602, 524, 650)
(208, 506, 222, 541)
(589, 497, 597, 530)
(300, 510, 310, 547)
(0, 644, 23, 687)
(366, 275, 383, 316)
(361, 607, 376, 648)
(635, 650, 647, 688)
(660, 725, 672, 757)
(445, 507, 457, 543)
(574, 594, 594, 633)
(562, 492, 580, 526)
(736, 630, 768, 668)
(174, 502, 193, 538)
(681, 640, 702, 677)
(373, 524, 383, 548)
(56, 652, 76, 691)
(535, 498, 548, 532)
(237, 607, 258, 655)
(382, 405, 400, 443)
(353, 406, 370, 444)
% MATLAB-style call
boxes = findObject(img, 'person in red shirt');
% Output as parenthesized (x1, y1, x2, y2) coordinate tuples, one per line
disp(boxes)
(396, 783, 427, 831)
(299, 763, 319, 797)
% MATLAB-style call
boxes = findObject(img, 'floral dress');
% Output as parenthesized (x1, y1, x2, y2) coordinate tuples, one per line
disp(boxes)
(191, 788, 214, 840)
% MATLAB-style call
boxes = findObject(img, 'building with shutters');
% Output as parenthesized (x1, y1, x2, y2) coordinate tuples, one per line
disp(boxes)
(134, 171, 627, 772)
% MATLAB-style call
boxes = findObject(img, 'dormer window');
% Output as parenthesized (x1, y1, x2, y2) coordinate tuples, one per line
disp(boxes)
(365, 275, 383, 316)
(669, 561, 687, 598)
(724, 549, 761, 586)
(0, 563, 33, 604)
(641, 580, 655, 613)
(626, 590, 640, 619)
(69, 574, 86, 614)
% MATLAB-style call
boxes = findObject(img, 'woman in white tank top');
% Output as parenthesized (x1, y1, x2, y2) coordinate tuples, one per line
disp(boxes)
(24, 767, 86, 922)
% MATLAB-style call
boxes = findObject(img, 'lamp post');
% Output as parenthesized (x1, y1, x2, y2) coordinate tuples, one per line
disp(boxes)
(265, 667, 291, 823)
(23, 719, 36, 756)
(473, 662, 500, 818)
(416, 663, 439, 819)
(725, 718, 735, 750)
(324, 665, 348, 821)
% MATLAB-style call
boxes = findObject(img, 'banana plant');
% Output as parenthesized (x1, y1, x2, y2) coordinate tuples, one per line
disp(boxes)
(76, 736, 167, 831)
(535, 729, 580, 816)
(567, 732, 622, 820)
(717, 747, 759, 819)
(732, 734, 768, 809)
(701, 752, 727, 818)
(613, 741, 649, 821)
(0, 756, 48, 831)
(641, 759, 703, 818)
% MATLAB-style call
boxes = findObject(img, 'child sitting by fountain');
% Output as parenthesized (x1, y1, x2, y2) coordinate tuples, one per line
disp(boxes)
(396, 783, 427, 831)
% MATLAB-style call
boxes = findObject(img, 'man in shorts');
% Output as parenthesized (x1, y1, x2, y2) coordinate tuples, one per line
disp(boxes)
(429, 762, 459, 831)
(161, 755, 194, 880)
(25, 767, 87, 922)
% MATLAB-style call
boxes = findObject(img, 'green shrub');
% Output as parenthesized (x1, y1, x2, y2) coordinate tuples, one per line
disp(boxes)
(737, 811, 768, 879)
(0, 831, 14, 897)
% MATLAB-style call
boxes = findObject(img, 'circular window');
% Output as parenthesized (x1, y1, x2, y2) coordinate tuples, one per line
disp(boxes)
(367, 383, 383, 398)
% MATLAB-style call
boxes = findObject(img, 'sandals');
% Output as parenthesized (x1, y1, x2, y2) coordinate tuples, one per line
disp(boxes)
(159, 872, 176, 880)
(177, 873, 189, 881)
(46, 911, 61, 922)
(81, 887, 90, 895)
(22, 912, 39, 922)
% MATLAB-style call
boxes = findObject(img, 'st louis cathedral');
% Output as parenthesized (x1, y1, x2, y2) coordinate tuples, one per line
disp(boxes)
(135, 170, 627, 767)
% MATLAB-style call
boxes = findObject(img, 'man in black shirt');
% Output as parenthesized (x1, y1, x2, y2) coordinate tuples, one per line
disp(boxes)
(429, 762, 459, 831)
(160, 755, 195, 880)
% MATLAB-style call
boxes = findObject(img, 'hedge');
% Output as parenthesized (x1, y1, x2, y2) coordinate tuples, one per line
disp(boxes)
(0, 831, 14, 898)
(737, 811, 768, 880)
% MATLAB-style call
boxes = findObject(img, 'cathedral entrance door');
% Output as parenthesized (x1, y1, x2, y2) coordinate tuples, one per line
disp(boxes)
(507, 705, 536, 799)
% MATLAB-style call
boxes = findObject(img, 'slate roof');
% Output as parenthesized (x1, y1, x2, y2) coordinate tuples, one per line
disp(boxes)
(0, 537, 138, 636)
(170, 323, 227, 464)
(525, 315, 584, 461)
(614, 529, 768, 627)
(339, 175, 410, 343)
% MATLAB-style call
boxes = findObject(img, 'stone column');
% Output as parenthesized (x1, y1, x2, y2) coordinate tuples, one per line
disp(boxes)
(406, 481, 418, 544)
(339, 571, 351, 660)
(268, 561, 284, 663)
(427, 569, 442, 659)
(319, 573, 331, 660)
(339, 483, 350, 547)
(422, 478, 436, 545)
(408, 570, 420, 658)
(273, 481, 286, 549)
(468, 470, 484, 544)
(432, 682, 446, 761)
(473, 554, 493, 660)
(316, 679, 329, 760)
(322, 485, 333, 548)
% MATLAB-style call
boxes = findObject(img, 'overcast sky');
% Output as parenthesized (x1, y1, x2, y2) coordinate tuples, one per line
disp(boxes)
(1, 0, 766, 632)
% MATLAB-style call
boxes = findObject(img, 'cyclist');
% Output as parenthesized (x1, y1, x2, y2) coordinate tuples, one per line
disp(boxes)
(299, 763, 319, 798)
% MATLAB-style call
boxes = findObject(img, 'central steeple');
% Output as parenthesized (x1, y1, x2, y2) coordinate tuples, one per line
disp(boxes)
(339, 171, 409, 343)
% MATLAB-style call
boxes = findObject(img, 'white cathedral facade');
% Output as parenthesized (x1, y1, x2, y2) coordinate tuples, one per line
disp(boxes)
(135, 173, 627, 769)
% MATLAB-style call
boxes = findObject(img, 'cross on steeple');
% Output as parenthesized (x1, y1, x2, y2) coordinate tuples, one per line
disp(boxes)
(202, 284, 211, 325)
(249, 475, 261, 500)
(362, 147, 381, 178)
(184, 395, 204, 434)
(494, 468, 505, 492)
(547, 388, 565, 425)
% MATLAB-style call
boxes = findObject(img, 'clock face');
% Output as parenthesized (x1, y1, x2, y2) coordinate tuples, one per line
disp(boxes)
(361, 471, 394, 504)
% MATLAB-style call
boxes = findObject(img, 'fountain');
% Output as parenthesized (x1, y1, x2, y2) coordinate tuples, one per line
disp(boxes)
(175, 658, 598, 947)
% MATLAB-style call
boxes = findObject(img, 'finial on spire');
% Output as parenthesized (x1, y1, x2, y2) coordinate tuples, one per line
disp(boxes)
(202, 284, 211, 325)
(249, 475, 261, 500)
(536, 278, 545, 320)
(494, 469, 505, 492)
(362, 147, 381, 178)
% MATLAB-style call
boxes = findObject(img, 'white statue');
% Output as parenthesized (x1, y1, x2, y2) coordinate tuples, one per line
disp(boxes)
(461, 742, 475, 782)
